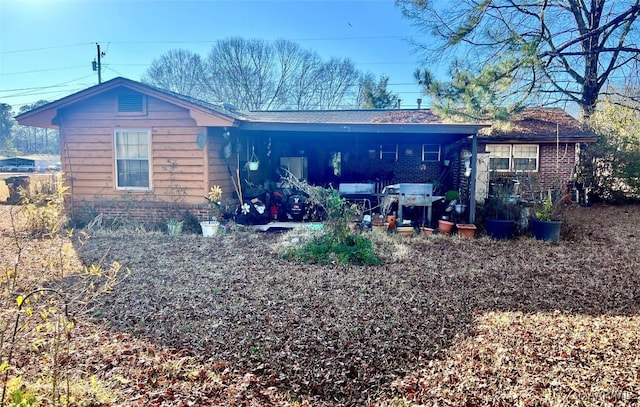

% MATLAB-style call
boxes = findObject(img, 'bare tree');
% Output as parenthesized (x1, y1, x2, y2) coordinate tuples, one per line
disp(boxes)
(315, 57, 361, 109)
(205, 37, 283, 110)
(143, 38, 367, 111)
(141, 49, 208, 100)
(397, 0, 640, 120)
(206, 37, 365, 110)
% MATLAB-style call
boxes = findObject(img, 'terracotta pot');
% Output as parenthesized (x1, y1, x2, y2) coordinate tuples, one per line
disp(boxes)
(386, 215, 397, 230)
(396, 226, 414, 237)
(421, 227, 434, 236)
(438, 220, 454, 234)
(456, 223, 477, 239)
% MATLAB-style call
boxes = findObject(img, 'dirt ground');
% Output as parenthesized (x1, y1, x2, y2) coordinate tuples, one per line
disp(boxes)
(1, 203, 639, 406)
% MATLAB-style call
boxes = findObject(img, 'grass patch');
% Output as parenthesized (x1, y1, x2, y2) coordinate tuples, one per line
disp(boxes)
(282, 231, 381, 265)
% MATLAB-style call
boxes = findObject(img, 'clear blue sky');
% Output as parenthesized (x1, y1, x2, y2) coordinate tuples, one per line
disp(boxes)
(0, 0, 440, 112)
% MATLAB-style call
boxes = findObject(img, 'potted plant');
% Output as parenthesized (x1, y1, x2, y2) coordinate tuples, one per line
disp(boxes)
(530, 196, 563, 242)
(166, 219, 183, 236)
(483, 195, 520, 240)
(482, 182, 521, 239)
(201, 185, 224, 237)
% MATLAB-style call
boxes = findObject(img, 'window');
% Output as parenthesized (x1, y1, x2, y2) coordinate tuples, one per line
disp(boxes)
(487, 145, 511, 171)
(421, 144, 441, 162)
(486, 144, 538, 172)
(114, 129, 151, 189)
(513, 145, 538, 171)
(379, 144, 398, 161)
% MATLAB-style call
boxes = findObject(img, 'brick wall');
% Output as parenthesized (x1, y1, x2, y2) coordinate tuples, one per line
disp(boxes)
(480, 142, 577, 195)
(71, 199, 215, 225)
(341, 143, 452, 190)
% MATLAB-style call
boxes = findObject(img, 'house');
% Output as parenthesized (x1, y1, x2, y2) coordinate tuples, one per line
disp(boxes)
(0, 155, 61, 173)
(477, 108, 597, 199)
(15, 77, 594, 225)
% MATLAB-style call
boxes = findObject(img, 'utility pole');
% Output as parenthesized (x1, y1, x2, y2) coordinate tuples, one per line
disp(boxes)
(92, 43, 103, 84)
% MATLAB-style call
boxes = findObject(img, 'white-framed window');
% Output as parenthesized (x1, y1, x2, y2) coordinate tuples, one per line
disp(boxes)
(114, 129, 151, 189)
(422, 144, 441, 162)
(486, 144, 538, 172)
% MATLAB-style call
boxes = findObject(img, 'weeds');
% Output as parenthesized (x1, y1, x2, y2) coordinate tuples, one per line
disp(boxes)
(0, 175, 126, 406)
(284, 232, 380, 265)
(278, 171, 381, 265)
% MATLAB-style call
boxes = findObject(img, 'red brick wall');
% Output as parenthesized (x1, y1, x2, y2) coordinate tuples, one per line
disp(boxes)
(480, 142, 577, 195)
(72, 199, 215, 225)
(340, 143, 452, 191)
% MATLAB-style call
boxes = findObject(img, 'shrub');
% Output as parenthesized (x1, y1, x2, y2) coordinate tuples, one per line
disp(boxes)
(278, 171, 380, 265)
(283, 231, 380, 265)
(19, 173, 68, 238)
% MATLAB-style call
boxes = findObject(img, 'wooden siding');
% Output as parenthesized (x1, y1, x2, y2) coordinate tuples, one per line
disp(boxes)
(59, 89, 212, 209)
(206, 129, 239, 202)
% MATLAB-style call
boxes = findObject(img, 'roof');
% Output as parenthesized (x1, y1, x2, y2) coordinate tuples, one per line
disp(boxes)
(15, 77, 242, 128)
(244, 109, 442, 124)
(480, 108, 596, 143)
(239, 108, 486, 135)
(15, 77, 489, 137)
(14, 77, 594, 143)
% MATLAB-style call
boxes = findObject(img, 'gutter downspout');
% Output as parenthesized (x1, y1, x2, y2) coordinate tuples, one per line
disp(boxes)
(469, 132, 478, 224)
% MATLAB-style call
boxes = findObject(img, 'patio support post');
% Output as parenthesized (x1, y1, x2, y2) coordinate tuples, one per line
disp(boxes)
(469, 132, 478, 224)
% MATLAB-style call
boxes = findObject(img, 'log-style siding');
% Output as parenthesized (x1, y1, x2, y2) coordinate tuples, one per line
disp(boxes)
(59, 89, 230, 212)
(206, 128, 239, 202)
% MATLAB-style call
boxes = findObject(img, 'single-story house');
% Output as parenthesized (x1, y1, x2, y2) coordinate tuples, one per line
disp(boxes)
(15, 77, 595, 225)
(478, 108, 597, 199)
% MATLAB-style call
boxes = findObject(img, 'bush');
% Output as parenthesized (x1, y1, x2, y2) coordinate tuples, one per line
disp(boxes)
(19, 172, 68, 238)
(283, 231, 380, 265)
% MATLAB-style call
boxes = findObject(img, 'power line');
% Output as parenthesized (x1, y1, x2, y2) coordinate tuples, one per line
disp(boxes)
(0, 42, 94, 55)
(0, 66, 89, 76)
(1, 75, 96, 99)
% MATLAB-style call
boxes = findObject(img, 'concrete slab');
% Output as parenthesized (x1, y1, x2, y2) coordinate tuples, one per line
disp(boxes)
(250, 221, 324, 232)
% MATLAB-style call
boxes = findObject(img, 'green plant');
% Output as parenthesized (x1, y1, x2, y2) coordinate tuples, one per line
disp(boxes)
(283, 232, 380, 265)
(534, 197, 555, 221)
(277, 170, 381, 265)
(166, 219, 183, 235)
(180, 210, 202, 234)
(483, 183, 520, 220)
(19, 172, 68, 238)
(1, 201, 126, 406)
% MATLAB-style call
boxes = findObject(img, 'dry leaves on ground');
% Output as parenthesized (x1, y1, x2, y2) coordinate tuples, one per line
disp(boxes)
(1, 204, 639, 406)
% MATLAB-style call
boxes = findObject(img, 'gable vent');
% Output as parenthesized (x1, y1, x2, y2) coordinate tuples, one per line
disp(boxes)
(118, 94, 144, 112)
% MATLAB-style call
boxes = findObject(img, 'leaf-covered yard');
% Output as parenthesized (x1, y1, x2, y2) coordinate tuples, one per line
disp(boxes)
(1, 204, 639, 406)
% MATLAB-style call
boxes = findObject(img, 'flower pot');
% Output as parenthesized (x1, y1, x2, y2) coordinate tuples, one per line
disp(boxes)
(438, 219, 454, 234)
(386, 215, 397, 231)
(531, 218, 562, 242)
(421, 227, 434, 236)
(247, 161, 260, 171)
(396, 226, 414, 237)
(167, 221, 183, 236)
(485, 218, 515, 240)
(456, 223, 477, 239)
(200, 220, 220, 237)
